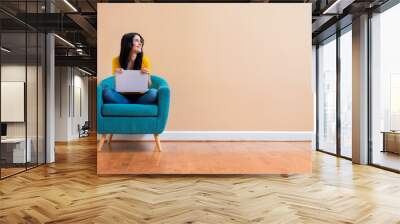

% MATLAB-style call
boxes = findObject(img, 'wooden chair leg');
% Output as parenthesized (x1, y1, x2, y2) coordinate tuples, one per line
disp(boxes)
(153, 134, 162, 152)
(108, 134, 113, 144)
(98, 134, 107, 151)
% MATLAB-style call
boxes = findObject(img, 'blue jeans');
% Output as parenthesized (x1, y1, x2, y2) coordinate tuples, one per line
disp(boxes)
(124, 88, 158, 104)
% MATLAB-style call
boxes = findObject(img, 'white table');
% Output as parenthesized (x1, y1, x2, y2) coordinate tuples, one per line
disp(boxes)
(1, 138, 31, 163)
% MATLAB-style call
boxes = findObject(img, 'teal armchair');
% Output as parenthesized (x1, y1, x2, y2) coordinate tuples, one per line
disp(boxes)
(97, 75, 170, 151)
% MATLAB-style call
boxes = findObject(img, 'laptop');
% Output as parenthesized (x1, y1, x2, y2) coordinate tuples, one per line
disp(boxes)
(115, 70, 149, 93)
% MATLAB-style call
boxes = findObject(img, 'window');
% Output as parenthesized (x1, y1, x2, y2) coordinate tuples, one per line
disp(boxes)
(316, 26, 353, 159)
(317, 36, 337, 154)
(339, 27, 352, 158)
(370, 3, 400, 171)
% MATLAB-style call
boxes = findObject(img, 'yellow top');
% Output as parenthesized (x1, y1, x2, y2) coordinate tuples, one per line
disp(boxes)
(112, 55, 151, 74)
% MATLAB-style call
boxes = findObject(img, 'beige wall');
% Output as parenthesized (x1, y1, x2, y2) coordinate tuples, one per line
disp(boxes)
(98, 3, 313, 131)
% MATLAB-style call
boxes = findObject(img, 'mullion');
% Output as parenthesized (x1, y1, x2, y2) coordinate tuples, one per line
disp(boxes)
(25, 0, 28, 171)
(316, 45, 320, 151)
(36, 0, 39, 168)
(336, 29, 341, 157)
(44, 0, 47, 164)
(367, 11, 373, 166)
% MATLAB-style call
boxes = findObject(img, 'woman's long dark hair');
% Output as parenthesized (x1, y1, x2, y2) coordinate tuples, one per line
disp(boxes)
(119, 32, 144, 70)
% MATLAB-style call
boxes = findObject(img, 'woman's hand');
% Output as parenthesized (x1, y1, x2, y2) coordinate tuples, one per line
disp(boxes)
(141, 68, 152, 87)
(115, 68, 124, 75)
(141, 68, 150, 75)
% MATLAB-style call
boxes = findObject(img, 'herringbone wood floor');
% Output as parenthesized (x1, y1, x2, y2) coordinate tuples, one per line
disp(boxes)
(1, 136, 400, 224)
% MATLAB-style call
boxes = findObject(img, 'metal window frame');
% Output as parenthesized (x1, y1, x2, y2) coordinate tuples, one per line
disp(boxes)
(315, 23, 353, 161)
(0, 0, 48, 180)
(367, 0, 400, 173)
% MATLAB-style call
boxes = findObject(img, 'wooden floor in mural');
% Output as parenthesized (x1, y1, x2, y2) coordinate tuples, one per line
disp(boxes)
(97, 140, 312, 175)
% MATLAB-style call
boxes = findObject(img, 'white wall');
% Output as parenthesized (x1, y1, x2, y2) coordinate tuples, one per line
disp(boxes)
(55, 67, 70, 141)
(71, 73, 89, 138)
(54, 67, 89, 141)
(1, 65, 26, 138)
(1, 65, 38, 138)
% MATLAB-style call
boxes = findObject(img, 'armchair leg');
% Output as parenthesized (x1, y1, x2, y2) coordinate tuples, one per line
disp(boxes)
(98, 134, 107, 151)
(108, 134, 113, 144)
(153, 134, 162, 152)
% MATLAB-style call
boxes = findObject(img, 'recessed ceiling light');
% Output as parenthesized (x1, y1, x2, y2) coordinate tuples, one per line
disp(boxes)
(54, 34, 75, 48)
(1, 47, 11, 53)
(322, 0, 354, 15)
(78, 67, 93, 76)
(63, 0, 78, 12)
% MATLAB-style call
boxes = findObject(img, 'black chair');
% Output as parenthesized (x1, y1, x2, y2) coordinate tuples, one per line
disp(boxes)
(78, 121, 90, 138)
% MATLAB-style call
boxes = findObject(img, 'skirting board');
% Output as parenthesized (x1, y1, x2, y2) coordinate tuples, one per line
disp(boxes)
(99, 131, 313, 141)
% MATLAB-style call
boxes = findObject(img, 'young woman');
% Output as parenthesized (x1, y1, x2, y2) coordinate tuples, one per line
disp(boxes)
(111, 32, 157, 104)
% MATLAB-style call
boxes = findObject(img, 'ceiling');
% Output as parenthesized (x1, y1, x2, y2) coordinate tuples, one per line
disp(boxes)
(0, 0, 391, 75)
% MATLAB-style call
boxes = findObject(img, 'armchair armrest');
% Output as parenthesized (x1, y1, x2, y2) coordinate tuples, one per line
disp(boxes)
(158, 85, 170, 120)
(97, 84, 104, 119)
(152, 75, 170, 131)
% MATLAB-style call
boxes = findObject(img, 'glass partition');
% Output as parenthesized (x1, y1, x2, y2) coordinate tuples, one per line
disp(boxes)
(0, 1, 46, 179)
(1, 28, 29, 177)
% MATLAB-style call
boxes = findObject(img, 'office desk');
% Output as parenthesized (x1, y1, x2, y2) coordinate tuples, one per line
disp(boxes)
(1, 138, 32, 164)
(382, 131, 400, 154)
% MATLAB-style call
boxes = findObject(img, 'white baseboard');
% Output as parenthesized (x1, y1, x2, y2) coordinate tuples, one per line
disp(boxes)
(104, 131, 313, 141)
